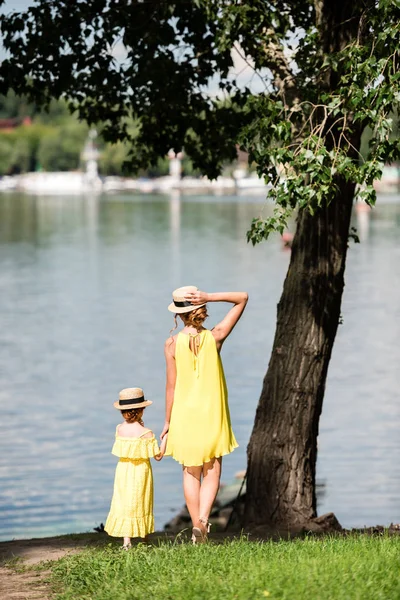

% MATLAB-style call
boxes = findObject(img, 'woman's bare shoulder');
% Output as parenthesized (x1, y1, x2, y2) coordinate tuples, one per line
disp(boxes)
(164, 334, 178, 357)
(164, 334, 178, 346)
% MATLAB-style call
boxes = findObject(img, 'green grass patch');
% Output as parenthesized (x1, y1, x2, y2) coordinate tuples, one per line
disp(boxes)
(49, 534, 400, 600)
(3, 556, 25, 571)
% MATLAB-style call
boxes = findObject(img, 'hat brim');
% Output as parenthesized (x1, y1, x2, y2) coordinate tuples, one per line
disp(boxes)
(113, 400, 152, 410)
(168, 302, 206, 314)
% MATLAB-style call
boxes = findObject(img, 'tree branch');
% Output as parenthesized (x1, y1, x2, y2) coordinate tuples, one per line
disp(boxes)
(263, 26, 299, 107)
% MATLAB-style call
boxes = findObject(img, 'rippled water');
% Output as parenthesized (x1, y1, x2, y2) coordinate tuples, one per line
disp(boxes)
(0, 191, 399, 541)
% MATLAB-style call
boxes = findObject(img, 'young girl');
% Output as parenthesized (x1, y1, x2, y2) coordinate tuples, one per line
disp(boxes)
(161, 286, 248, 544)
(105, 387, 167, 549)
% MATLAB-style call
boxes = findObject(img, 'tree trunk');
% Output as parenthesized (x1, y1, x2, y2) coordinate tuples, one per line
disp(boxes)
(243, 0, 370, 533)
(244, 178, 357, 529)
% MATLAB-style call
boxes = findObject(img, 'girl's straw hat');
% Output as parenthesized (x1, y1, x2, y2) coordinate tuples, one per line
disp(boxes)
(168, 285, 207, 314)
(113, 387, 152, 410)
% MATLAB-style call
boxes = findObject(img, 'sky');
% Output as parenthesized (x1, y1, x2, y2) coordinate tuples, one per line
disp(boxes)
(1, 0, 31, 13)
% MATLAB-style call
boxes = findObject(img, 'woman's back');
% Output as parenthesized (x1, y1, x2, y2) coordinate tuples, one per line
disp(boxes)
(165, 329, 237, 466)
(175, 329, 226, 398)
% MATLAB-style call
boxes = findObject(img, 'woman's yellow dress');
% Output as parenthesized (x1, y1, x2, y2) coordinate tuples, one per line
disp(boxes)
(165, 329, 238, 467)
(105, 428, 160, 538)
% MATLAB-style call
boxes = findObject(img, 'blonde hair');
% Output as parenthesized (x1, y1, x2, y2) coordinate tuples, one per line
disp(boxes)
(121, 407, 144, 424)
(168, 306, 208, 349)
(180, 306, 208, 332)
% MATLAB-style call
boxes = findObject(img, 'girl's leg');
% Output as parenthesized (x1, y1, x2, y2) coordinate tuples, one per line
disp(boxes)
(199, 457, 222, 528)
(183, 465, 202, 527)
(123, 536, 131, 549)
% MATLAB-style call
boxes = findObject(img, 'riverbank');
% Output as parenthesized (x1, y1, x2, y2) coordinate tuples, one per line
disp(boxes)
(0, 532, 399, 600)
(1, 527, 400, 600)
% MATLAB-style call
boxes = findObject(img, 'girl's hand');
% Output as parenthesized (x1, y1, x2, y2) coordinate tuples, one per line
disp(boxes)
(160, 422, 169, 440)
(185, 290, 209, 305)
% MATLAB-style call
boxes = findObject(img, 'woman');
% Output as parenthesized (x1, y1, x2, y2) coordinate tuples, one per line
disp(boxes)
(161, 286, 248, 543)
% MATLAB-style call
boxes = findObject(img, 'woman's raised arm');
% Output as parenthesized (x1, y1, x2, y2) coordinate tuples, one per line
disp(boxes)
(185, 290, 248, 348)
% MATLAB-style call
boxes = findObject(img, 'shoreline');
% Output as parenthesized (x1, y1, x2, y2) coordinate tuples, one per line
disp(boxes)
(1, 526, 399, 600)
(2, 521, 400, 565)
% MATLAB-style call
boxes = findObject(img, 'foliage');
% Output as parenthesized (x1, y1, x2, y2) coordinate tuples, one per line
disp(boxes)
(0, 92, 193, 176)
(98, 141, 130, 176)
(35, 99, 73, 126)
(0, 123, 51, 174)
(37, 121, 89, 172)
(0, 0, 399, 241)
(49, 535, 400, 600)
(8, 136, 31, 173)
(360, 111, 400, 161)
(0, 93, 87, 174)
(0, 136, 13, 174)
(0, 88, 35, 119)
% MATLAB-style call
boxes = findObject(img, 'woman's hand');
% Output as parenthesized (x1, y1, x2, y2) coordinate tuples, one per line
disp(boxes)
(185, 290, 209, 305)
(155, 433, 168, 461)
(160, 422, 169, 440)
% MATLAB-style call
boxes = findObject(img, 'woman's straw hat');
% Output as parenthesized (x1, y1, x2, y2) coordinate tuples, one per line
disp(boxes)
(113, 387, 152, 410)
(168, 285, 207, 314)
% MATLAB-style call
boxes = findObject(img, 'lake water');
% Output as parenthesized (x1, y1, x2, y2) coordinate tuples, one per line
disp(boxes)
(0, 190, 399, 541)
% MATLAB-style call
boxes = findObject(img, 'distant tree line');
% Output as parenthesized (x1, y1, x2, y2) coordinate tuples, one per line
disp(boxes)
(1, 90, 397, 179)
(0, 91, 200, 177)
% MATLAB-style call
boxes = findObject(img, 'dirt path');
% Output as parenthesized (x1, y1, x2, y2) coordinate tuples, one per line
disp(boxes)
(0, 567, 52, 600)
(0, 533, 110, 600)
(0, 531, 179, 599)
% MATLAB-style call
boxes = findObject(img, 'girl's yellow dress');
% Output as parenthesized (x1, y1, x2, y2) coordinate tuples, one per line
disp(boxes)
(105, 428, 160, 538)
(165, 329, 238, 467)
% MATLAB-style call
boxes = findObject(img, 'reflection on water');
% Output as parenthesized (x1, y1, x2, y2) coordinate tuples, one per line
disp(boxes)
(0, 192, 399, 541)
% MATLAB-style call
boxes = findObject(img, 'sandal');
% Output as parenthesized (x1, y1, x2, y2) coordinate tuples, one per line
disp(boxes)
(191, 518, 211, 545)
(121, 543, 132, 551)
(191, 527, 206, 545)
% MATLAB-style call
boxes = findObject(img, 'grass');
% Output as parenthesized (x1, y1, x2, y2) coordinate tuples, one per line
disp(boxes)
(49, 534, 400, 600)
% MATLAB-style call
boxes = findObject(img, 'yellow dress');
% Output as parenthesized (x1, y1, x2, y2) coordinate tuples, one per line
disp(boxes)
(165, 329, 238, 467)
(105, 428, 160, 538)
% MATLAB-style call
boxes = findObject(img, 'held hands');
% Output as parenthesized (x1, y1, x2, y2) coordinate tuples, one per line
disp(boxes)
(155, 433, 168, 461)
(185, 290, 209, 305)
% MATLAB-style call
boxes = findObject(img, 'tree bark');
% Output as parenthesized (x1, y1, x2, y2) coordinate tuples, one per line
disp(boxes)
(243, 0, 370, 532)
(244, 178, 357, 529)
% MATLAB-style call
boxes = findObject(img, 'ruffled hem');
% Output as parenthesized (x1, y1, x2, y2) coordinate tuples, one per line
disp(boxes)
(104, 514, 154, 538)
(165, 441, 238, 467)
(112, 437, 160, 460)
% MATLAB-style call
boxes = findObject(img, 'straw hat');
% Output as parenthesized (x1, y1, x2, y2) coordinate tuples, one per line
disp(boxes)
(113, 387, 152, 410)
(168, 285, 207, 314)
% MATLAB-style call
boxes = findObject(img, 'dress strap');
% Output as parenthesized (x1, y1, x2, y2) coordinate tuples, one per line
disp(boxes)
(188, 332, 202, 357)
(187, 331, 206, 378)
(138, 429, 153, 438)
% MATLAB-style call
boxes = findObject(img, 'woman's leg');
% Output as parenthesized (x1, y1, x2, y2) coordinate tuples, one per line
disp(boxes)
(199, 457, 222, 527)
(183, 465, 202, 527)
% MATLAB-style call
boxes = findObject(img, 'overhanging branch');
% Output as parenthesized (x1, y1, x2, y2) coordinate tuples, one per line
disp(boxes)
(263, 26, 299, 106)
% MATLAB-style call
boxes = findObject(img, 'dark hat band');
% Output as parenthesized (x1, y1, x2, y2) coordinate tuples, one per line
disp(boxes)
(119, 396, 145, 406)
(173, 300, 194, 308)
